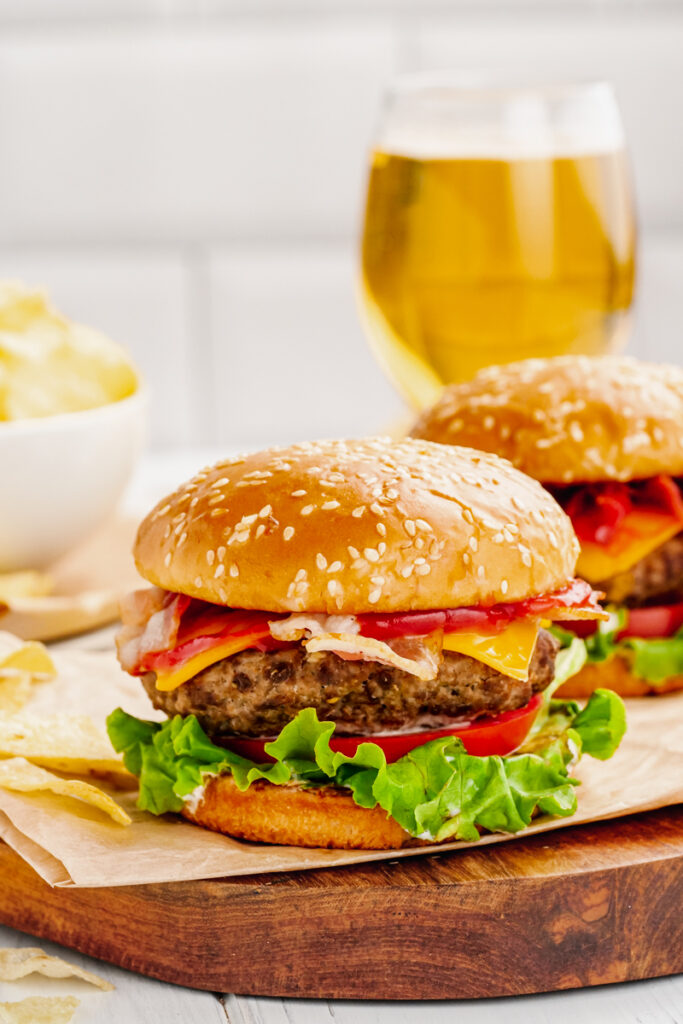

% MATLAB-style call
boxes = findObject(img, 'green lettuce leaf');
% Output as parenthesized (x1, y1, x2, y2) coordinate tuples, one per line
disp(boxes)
(107, 681, 626, 840)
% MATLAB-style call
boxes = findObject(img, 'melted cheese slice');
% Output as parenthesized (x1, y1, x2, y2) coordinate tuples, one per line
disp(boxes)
(442, 619, 540, 682)
(576, 511, 682, 583)
(154, 618, 541, 690)
(155, 631, 269, 692)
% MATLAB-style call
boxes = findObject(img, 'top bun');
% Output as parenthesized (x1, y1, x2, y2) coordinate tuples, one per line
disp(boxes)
(411, 356, 683, 485)
(134, 437, 578, 613)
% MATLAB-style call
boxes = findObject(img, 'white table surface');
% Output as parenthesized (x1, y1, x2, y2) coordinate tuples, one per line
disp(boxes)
(2, 450, 681, 1023)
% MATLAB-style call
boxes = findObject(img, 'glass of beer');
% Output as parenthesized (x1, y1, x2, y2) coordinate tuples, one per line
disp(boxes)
(360, 76, 637, 408)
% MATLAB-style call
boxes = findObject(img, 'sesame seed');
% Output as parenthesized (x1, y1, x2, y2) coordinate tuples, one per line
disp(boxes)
(415, 519, 432, 532)
(295, 569, 307, 582)
(316, 553, 328, 570)
(378, 542, 387, 555)
(416, 563, 431, 576)
(229, 563, 239, 578)
(328, 561, 343, 573)
(291, 489, 307, 497)
(404, 520, 416, 537)
(164, 552, 172, 567)
(376, 523, 387, 537)
(477, 565, 486, 580)
(217, 546, 226, 560)
(284, 527, 295, 541)
(214, 564, 225, 579)
(400, 565, 413, 578)
(368, 588, 382, 604)
(468, 536, 478, 552)
(259, 505, 272, 518)
(386, 488, 399, 500)
(327, 579, 341, 596)
(463, 552, 471, 565)
(255, 524, 266, 539)
(364, 548, 380, 563)
(492, 533, 504, 544)
(194, 576, 203, 587)
(322, 500, 340, 511)
(206, 550, 215, 566)
(348, 545, 360, 559)
(214, 477, 229, 487)
(352, 506, 365, 518)
(521, 550, 532, 567)
(501, 579, 509, 594)
(301, 505, 315, 516)
(370, 502, 385, 517)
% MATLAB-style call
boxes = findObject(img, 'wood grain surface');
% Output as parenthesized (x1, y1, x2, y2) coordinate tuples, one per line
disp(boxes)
(0, 805, 681, 1000)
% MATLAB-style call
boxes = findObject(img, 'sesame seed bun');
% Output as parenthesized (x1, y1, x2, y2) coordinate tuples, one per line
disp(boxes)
(182, 775, 420, 849)
(135, 437, 579, 613)
(555, 655, 683, 698)
(411, 356, 683, 485)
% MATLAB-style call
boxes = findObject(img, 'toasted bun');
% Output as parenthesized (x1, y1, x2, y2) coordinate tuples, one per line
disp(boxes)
(556, 655, 683, 698)
(135, 437, 579, 613)
(411, 356, 683, 485)
(182, 775, 420, 849)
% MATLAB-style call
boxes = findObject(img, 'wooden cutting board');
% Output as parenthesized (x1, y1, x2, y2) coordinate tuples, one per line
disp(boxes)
(0, 805, 681, 999)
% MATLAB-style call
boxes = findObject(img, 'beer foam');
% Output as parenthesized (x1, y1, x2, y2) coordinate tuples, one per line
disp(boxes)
(377, 82, 625, 159)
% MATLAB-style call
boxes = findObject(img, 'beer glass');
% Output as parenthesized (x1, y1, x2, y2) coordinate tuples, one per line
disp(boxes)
(360, 76, 636, 408)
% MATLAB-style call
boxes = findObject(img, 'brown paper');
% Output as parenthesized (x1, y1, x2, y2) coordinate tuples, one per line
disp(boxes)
(0, 517, 142, 642)
(0, 646, 680, 888)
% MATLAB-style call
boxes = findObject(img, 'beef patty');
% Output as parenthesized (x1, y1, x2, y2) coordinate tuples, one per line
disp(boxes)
(142, 628, 558, 739)
(600, 532, 683, 607)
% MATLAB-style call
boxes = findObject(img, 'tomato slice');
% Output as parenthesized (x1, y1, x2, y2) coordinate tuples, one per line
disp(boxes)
(223, 693, 543, 764)
(618, 601, 683, 640)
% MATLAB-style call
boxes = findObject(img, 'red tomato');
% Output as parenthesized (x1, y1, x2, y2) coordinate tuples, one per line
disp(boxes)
(357, 580, 598, 640)
(224, 693, 543, 764)
(618, 602, 683, 640)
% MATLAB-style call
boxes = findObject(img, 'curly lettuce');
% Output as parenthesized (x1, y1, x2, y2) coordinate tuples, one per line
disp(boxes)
(107, 679, 625, 842)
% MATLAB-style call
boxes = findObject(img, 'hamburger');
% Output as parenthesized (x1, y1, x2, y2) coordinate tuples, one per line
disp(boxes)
(412, 355, 683, 699)
(107, 438, 624, 850)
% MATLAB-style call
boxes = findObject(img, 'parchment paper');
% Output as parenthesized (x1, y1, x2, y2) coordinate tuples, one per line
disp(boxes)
(0, 647, 680, 888)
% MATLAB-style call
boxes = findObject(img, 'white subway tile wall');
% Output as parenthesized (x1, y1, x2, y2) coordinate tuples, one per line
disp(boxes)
(0, 4, 680, 448)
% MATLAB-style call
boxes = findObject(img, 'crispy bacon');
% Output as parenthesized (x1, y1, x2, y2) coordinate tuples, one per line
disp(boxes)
(116, 588, 189, 674)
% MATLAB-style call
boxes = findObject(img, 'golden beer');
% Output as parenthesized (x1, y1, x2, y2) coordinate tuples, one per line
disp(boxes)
(360, 84, 636, 408)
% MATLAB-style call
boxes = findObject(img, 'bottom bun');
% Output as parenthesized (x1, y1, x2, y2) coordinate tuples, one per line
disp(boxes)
(181, 775, 426, 849)
(556, 654, 683, 699)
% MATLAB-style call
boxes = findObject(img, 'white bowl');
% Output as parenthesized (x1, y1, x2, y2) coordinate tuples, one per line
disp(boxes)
(0, 391, 146, 571)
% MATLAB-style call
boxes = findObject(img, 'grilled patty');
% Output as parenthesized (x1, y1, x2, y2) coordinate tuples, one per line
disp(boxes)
(142, 628, 558, 739)
(600, 532, 683, 607)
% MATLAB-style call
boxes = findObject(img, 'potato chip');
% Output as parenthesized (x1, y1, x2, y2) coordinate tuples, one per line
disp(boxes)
(0, 642, 55, 680)
(0, 948, 113, 991)
(0, 713, 128, 777)
(0, 996, 79, 1024)
(0, 676, 32, 716)
(0, 758, 131, 825)
(0, 281, 137, 421)
(0, 636, 55, 715)
(0, 572, 53, 601)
